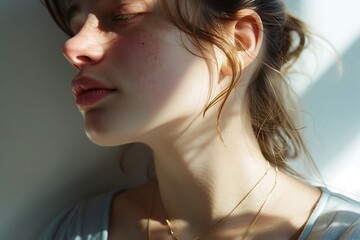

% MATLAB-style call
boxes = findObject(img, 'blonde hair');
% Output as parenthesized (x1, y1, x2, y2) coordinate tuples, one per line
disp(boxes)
(42, 0, 315, 176)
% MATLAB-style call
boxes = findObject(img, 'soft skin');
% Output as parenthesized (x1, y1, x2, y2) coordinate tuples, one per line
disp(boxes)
(64, 0, 216, 146)
(63, 0, 321, 239)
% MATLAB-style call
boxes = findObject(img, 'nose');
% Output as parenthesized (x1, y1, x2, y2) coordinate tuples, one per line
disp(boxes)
(63, 22, 105, 69)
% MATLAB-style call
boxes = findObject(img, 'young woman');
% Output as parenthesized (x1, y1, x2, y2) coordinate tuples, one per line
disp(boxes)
(40, 0, 360, 239)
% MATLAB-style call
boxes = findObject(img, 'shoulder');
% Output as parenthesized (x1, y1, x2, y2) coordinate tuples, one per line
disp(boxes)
(38, 190, 121, 240)
(300, 187, 360, 240)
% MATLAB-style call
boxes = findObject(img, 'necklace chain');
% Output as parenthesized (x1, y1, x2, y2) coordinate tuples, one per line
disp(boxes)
(147, 161, 278, 240)
(241, 165, 278, 240)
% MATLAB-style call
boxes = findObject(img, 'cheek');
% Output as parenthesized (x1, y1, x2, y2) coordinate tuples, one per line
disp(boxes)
(118, 32, 165, 98)
(109, 26, 208, 107)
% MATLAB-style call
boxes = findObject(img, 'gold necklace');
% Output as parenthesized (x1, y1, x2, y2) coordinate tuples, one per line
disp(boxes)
(241, 165, 278, 240)
(147, 161, 276, 240)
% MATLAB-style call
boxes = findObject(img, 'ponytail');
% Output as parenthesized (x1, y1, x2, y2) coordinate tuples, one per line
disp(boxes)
(246, 5, 312, 175)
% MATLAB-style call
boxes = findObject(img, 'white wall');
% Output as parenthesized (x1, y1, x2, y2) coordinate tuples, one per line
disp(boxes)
(0, 0, 359, 239)
(284, 0, 360, 198)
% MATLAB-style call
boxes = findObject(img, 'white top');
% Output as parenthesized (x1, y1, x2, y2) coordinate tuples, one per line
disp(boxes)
(39, 187, 360, 240)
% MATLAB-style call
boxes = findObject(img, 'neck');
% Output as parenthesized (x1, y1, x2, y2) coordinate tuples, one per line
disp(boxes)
(142, 94, 277, 235)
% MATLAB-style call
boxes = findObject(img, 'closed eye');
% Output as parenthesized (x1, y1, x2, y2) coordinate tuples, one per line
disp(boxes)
(111, 13, 141, 23)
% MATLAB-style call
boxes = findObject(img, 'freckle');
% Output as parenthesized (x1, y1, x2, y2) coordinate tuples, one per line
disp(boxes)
(141, 42, 145, 45)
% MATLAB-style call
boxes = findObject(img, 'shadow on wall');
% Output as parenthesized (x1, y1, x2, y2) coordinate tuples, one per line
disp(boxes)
(302, 36, 360, 178)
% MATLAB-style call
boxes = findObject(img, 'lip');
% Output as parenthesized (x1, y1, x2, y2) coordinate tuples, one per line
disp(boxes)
(71, 76, 116, 108)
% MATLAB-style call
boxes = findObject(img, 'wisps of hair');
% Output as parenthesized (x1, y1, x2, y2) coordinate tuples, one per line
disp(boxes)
(158, 0, 317, 176)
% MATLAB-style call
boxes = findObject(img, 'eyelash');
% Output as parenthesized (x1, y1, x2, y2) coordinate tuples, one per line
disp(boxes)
(111, 13, 141, 24)
(66, 11, 142, 37)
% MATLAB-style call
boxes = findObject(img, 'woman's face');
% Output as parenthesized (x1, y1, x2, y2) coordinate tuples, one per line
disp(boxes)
(63, 0, 218, 146)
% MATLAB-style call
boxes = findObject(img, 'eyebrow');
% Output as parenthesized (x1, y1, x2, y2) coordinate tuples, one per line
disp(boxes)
(66, 4, 81, 23)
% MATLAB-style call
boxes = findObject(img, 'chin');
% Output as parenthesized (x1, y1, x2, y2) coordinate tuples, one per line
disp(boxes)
(84, 122, 140, 147)
(85, 131, 129, 147)
(82, 109, 119, 146)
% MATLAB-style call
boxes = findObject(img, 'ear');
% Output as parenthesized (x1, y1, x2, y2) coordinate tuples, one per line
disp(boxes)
(221, 9, 264, 76)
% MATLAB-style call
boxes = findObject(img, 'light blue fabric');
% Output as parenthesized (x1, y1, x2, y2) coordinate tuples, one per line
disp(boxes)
(299, 187, 360, 239)
(39, 187, 360, 240)
(38, 190, 116, 240)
